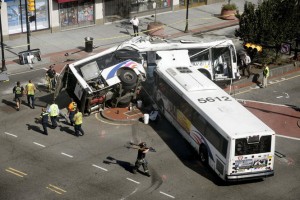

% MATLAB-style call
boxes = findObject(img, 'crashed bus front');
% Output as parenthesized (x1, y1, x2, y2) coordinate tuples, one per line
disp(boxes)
(55, 48, 146, 114)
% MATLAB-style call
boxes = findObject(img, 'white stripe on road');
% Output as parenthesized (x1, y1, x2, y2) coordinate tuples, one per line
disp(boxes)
(4, 132, 18, 137)
(92, 164, 108, 171)
(276, 134, 300, 141)
(126, 178, 140, 184)
(61, 152, 73, 158)
(33, 142, 46, 147)
(159, 191, 175, 199)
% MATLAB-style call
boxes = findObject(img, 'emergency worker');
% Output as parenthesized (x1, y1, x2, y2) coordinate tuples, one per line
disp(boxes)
(46, 65, 56, 92)
(262, 64, 270, 88)
(68, 98, 77, 126)
(73, 109, 85, 137)
(40, 107, 49, 135)
(25, 80, 36, 109)
(133, 142, 150, 177)
(13, 81, 24, 111)
(48, 101, 59, 129)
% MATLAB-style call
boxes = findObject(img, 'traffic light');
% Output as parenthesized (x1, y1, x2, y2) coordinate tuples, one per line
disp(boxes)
(244, 43, 263, 52)
(27, 0, 35, 12)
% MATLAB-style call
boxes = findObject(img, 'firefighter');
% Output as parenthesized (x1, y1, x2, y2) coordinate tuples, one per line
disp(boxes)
(133, 142, 151, 177)
(73, 109, 85, 137)
(25, 80, 36, 109)
(40, 107, 49, 135)
(68, 98, 77, 126)
(13, 81, 24, 111)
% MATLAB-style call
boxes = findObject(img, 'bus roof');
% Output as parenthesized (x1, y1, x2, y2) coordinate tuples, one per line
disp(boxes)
(155, 50, 275, 138)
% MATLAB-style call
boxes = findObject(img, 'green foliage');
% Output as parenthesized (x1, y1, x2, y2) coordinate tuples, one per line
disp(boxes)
(222, 3, 237, 11)
(235, 0, 300, 63)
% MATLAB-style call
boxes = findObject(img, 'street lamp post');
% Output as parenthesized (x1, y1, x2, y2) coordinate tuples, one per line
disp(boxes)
(0, 0, 7, 72)
(153, 1, 157, 22)
(184, 0, 190, 33)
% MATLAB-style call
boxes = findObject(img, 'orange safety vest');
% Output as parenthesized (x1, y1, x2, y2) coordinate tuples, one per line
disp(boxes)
(68, 101, 77, 112)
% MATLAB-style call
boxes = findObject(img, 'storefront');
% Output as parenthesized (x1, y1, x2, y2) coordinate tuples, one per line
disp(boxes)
(6, 0, 50, 34)
(104, 0, 172, 23)
(57, 0, 95, 30)
(179, 0, 205, 9)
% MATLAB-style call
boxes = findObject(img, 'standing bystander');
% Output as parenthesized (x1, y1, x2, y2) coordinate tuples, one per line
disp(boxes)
(46, 65, 56, 92)
(48, 101, 59, 129)
(25, 80, 36, 109)
(241, 53, 252, 78)
(40, 107, 49, 135)
(262, 64, 270, 88)
(13, 81, 24, 111)
(130, 16, 139, 37)
(73, 109, 85, 137)
(68, 98, 77, 126)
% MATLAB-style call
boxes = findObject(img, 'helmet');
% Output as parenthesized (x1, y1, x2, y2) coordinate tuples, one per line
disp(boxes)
(139, 142, 147, 148)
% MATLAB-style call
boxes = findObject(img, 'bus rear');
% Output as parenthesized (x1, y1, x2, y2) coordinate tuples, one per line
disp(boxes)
(227, 133, 275, 181)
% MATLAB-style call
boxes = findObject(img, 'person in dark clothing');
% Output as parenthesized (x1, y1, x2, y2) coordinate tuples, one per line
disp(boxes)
(40, 107, 49, 135)
(13, 81, 24, 111)
(46, 65, 56, 92)
(133, 142, 150, 177)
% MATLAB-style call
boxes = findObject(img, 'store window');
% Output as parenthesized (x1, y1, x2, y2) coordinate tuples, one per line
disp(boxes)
(7, 0, 49, 34)
(59, 0, 94, 30)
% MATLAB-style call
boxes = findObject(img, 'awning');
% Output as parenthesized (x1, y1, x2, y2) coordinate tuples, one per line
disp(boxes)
(56, 0, 78, 3)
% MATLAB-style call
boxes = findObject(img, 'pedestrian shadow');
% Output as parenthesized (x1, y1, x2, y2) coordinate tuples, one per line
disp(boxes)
(1, 99, 16, 110)
(58, 125, 75, 136)
(103, 156, 133, 173)
(26, 123, 44, 135)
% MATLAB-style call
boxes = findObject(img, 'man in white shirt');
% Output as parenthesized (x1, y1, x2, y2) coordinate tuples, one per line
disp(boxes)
(130, 16, 139, 37)
(241, 53, 251, 78)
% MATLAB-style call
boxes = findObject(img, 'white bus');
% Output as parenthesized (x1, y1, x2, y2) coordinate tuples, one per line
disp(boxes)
(119, 36, 240, 81)
(150, 50, 275, 181)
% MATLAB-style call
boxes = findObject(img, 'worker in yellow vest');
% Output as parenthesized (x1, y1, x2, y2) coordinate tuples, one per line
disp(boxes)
(73, 109, 85, 137)
(68, 98, 77, 126)
(48, 101, 59, 129)
(25, 80, 36, 109)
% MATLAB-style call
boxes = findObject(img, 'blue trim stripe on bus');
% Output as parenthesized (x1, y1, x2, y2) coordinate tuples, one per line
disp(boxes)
(192, 130, 214, 161)
(106, 60, 137, 79)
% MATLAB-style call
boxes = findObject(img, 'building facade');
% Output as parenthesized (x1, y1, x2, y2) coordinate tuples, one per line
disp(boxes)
(1, 0, 222, 37)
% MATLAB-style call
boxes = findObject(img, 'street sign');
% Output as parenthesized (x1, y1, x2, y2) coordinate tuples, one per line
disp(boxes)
(280, 42, 291, 55)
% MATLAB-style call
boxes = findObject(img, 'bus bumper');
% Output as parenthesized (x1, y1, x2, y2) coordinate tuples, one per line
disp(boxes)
(226, 170, 274, 182)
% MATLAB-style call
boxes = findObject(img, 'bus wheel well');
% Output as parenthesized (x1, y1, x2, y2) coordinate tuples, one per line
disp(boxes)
(199, 144, 209, 166)
(198, 69, 211, 80)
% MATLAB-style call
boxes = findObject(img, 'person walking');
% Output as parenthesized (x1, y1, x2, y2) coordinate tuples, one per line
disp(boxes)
(46, 65, 56, 92)
(68, 98, 77, 126)
(13, 81, 24, 111)
(48, 101, 59, 129)
(132, 142, 151, 177)
(40, 107, 49, 135)
(25, 80, 36, 109)
(130, 16, 139, 37)
(241, 53, 251, 78)
(262, 64, 270, 88)
(73, 109, 85, 137)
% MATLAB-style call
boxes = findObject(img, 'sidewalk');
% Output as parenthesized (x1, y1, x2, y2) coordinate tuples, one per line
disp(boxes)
(3, 0, 258, 74)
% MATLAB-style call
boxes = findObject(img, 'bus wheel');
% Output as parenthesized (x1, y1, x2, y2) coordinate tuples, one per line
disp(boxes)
(119, 69, 137, 86)
(199, 145, 208, 166)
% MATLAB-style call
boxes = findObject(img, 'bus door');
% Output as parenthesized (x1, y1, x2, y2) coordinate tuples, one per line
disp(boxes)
(212, 47, 232, 80)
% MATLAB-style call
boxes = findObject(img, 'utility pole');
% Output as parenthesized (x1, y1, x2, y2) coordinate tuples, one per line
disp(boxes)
(0, 0, 7, 72)
(184, 0, 190, 33)
(25, 0, 31, 51)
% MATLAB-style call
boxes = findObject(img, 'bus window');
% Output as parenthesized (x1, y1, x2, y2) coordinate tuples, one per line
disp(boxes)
(205, 124, 228, 158)
(212, 47, 231, 75)
(188, 49, 209, 62)
(235, 135, 272, 156)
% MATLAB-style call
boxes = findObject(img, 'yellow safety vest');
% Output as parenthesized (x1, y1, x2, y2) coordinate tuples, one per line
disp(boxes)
(74, 112, 83, 125)
(49, 104, 59, 117)
(26, 83, 35, 95)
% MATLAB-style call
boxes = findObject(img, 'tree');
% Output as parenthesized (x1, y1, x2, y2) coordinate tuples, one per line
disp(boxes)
(235, 0, 300, 63)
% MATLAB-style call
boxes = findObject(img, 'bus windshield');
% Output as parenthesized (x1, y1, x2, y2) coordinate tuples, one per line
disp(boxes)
(235, 135, 272, 156)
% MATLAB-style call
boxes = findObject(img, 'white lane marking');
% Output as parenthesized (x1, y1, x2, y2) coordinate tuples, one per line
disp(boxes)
(61, 152, 73, 158)
(276, 134, 300, 141)
(33, 142, 46, 148)
(92, 164, 108, 171)
(4, 132, 18, 137)
(159, 191, 175, 199)
(126, 178, 140, 184)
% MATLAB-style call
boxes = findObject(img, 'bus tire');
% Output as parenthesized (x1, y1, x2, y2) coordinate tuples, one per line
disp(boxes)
(198, 69, 211, 80)
(199, 145, 209, 166)
(119, 69, 137, 86)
